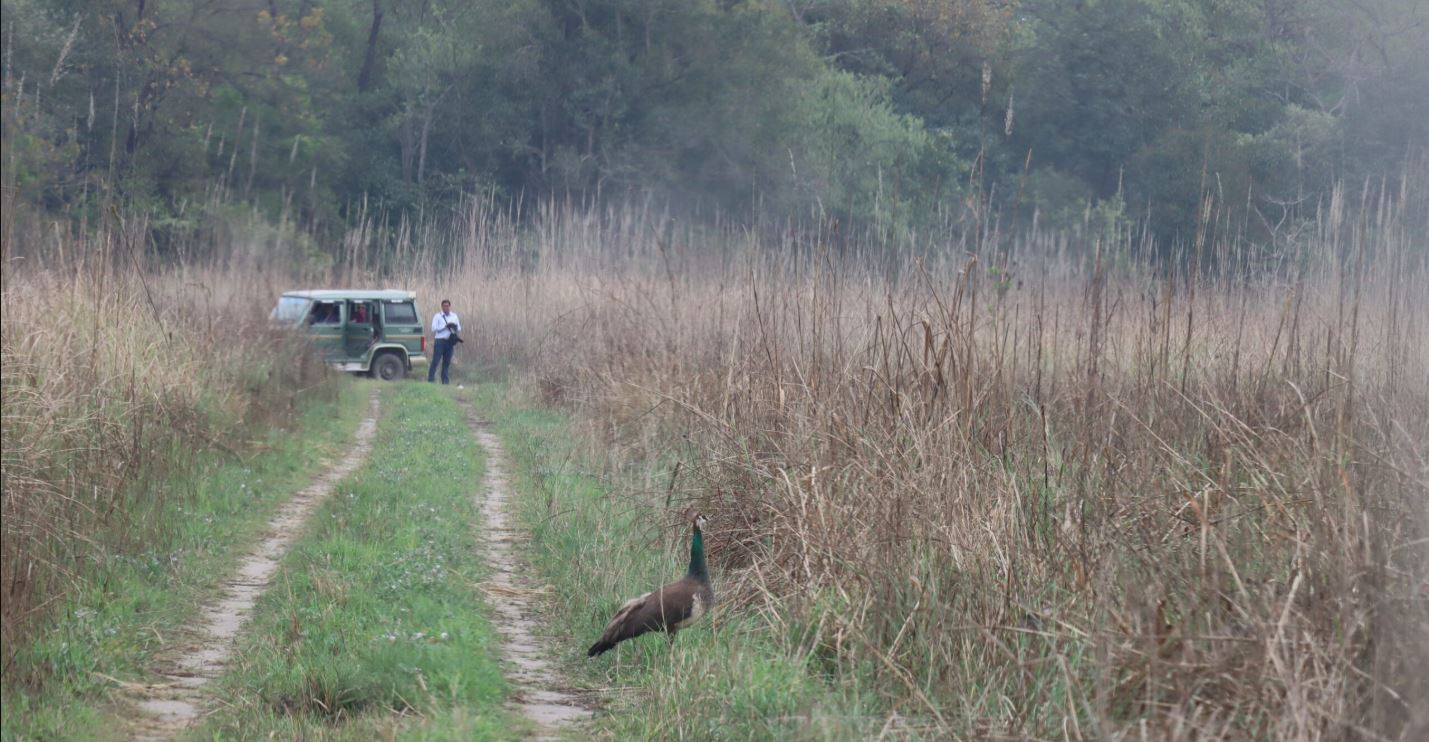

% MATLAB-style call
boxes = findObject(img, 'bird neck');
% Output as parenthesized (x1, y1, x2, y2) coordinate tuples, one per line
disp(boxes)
(686, 526, 708, 582)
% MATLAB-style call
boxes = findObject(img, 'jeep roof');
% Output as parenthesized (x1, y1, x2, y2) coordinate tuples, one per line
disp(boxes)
(281, 289, 417, 301)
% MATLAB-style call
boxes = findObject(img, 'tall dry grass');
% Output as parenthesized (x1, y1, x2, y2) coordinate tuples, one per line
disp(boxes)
(0, 211, 331, 676)
(391, 179, 1428, 737)
(3, 164, 1424, 735)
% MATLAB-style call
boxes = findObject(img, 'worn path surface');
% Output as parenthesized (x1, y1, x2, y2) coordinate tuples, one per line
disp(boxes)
(123, 392, 381, 741)
(462, 402, 593, 740)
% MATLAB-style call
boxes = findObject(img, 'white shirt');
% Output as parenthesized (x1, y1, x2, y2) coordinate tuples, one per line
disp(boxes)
(431, 311, 461, 339)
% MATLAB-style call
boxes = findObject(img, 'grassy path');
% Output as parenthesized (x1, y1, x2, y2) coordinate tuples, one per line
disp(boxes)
(122, 391, 381, 739)
(20, 378, 794, 740)
(189, 384, 513, 739)
(2, 383, 369, 742)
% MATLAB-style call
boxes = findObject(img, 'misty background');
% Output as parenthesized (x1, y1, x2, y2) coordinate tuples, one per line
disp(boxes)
(3, 0, 1428, 253)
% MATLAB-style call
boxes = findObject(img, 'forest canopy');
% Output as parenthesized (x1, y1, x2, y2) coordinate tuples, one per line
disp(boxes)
(3, 0, 1427, 247)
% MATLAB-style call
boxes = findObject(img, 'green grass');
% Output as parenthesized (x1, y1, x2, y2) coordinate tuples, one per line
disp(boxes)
(463, 382, 887, 741)
(192, 383, 508, 740)
(1, 381, 369, 742)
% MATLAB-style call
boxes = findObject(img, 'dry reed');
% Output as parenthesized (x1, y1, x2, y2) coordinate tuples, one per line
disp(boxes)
(1, 211, 330, 679)
(392, 179, 1428, 738)
(3, 166, 1424, 737)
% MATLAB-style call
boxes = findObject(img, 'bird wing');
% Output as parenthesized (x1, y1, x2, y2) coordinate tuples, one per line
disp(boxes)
(598, 592, 652, 637)
(596, 577, 703, 646)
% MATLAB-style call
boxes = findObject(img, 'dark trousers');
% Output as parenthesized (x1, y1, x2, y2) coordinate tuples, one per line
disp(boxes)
(428, 337, 455, 383)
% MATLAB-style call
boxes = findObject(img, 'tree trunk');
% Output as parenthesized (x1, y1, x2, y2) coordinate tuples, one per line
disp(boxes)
(417, 109, 433, 186)
(357, 0, 384, 92)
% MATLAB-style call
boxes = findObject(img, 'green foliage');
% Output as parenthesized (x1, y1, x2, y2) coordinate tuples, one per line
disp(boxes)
(1125, 126, 1254, 243)
(1002, 0, 1429, 248)
(786, 69, 962, 227)
(2, 0, 1424, 248)
(1019, 167, 1098, 232)
(1012, 0, 1195, 194)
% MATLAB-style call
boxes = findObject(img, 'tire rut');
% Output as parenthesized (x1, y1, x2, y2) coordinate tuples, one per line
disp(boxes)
(461, 402, 593, 740)
(122, 391, 381, 741)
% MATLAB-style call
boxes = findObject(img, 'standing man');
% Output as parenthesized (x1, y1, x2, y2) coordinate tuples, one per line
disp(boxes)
(428, 299, 460, 384)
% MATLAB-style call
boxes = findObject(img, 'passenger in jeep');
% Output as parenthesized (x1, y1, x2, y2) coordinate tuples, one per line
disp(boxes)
(309, 303, 339, 324)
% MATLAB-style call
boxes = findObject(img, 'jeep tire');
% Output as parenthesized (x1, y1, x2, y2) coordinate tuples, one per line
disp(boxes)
(371, 352, 406, 381)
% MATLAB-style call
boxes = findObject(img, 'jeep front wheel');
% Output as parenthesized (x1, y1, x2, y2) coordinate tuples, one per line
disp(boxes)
(371, 352, 406, 381)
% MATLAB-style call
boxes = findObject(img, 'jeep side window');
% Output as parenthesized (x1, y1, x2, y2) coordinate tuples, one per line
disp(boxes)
(309, 302, 341, 325)
(384, 301, 418, 324)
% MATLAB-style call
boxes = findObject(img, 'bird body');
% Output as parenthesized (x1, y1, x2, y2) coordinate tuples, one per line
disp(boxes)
(588, 515, 713, 656)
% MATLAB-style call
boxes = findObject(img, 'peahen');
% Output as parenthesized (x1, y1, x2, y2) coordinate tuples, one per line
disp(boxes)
(587, 513, 714, 656)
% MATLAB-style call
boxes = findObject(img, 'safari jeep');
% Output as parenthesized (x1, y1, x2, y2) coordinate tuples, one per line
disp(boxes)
(270, 290, 428, 380)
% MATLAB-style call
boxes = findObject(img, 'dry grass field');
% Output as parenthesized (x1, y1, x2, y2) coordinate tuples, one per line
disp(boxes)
(398, 184, 1428, 737)
(4, 174, 1426, 737)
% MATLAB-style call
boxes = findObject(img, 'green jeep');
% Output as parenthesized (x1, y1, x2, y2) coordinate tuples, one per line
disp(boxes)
(271, 290, 429, 380)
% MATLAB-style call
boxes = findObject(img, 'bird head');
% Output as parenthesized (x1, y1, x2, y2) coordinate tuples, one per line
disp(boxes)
(693, 512, 708, 531)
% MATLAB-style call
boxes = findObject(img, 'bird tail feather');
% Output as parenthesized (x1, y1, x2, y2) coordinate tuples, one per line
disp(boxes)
(587, 640, 614, 657)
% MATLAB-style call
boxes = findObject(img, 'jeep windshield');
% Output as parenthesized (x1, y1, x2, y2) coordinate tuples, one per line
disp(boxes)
(271, 296, 312, 323)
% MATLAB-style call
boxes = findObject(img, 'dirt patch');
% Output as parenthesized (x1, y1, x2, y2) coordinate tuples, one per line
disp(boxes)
(463, 403, 594, 739)
(121, 392, 381, 741)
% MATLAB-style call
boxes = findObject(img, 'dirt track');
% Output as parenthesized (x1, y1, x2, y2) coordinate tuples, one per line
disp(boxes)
(123, 392, 381, 741)
(463, 402, 593, 739)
